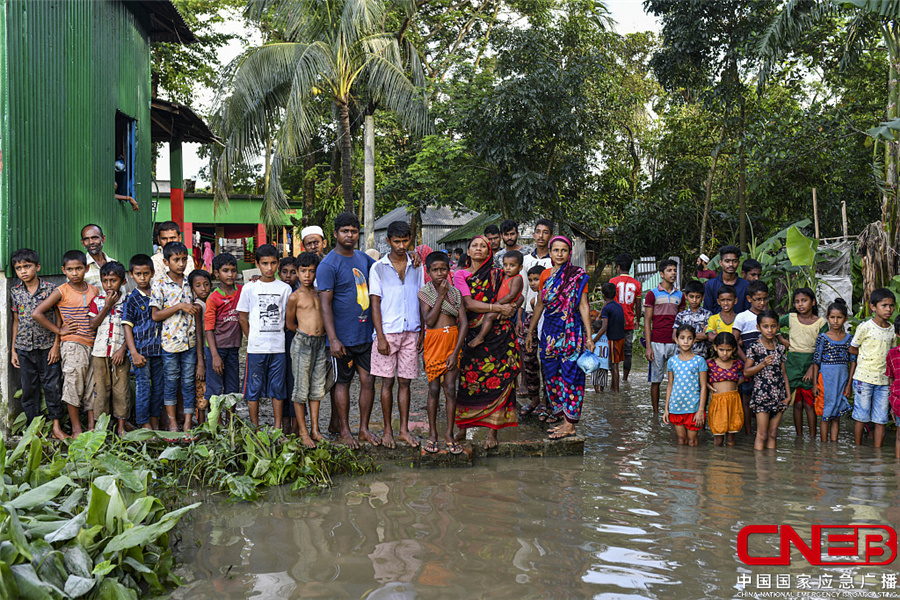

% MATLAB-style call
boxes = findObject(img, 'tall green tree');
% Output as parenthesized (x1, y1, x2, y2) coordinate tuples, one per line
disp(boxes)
(212, 0, 430, 221)
(152, 0, 246, 103)
(645, 0, 778, 252)
(759, 0, 900, 294)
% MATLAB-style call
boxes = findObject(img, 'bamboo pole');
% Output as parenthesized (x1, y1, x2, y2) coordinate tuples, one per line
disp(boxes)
(812, 188, 819, 239)
(842, 201, 848, 241)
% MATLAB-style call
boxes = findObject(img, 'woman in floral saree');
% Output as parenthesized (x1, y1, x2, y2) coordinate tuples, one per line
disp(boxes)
(525, 236, 594, 439)
(453, 236, 519, 449)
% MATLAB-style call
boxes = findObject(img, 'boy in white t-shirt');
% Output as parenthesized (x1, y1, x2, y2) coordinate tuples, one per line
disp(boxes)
(237, 244, 292, 428)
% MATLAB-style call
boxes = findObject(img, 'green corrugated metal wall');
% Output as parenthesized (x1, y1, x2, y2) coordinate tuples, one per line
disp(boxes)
(0, 0, 153, 274)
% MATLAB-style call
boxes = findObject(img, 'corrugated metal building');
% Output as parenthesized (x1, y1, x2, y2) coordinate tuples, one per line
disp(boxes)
(370, 205, 479, 255)
(0, 0, 198, 431)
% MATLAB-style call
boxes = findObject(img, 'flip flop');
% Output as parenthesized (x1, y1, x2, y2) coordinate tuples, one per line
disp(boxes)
(543, 415, 562, 425)
(446, 441, 464, 455)
(549, 432, 576, 440)
(518, 403, 540, 417)
(423, 439, 439, 454)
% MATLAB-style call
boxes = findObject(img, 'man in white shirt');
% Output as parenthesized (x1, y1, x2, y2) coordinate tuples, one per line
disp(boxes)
(369, 221, 424, 449)
(152, 221, 195, 282)
(520, 219, 554, 333)
(81, 224, 116, 289)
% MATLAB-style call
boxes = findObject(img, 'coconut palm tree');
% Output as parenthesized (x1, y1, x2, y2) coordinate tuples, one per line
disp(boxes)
(212, 0, 430, 221)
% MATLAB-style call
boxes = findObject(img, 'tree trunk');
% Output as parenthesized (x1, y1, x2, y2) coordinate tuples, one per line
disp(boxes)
(739, 100, 747, 252)
(699, 128, 726, 254)
(364, 113, 376, 250)
(303, 150, 316, 228)
(624, 124, 640, 201)
(337, 100, 354, 214)
(263, 135, 274, 195)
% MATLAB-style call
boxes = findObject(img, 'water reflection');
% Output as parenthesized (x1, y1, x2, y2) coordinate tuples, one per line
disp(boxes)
(169, 373, 900, 599)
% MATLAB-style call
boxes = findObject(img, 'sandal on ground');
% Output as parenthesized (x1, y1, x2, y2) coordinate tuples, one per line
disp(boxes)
(536, 408, 551, 421)
(423, 439, 439, 454)
(446, 441, 464, 455)
(518, 402, 540, 417)
(543, 414, 562, 425)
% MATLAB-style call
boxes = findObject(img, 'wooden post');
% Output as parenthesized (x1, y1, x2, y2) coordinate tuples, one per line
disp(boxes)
(841, 201, 849, 241)
(812, 187, 820, 239)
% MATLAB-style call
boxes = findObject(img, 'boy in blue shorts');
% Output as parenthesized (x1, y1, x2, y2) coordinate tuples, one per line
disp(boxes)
(849, 287, 896, 447)
(150, 242, 200, 432)
(204, 253, 243, 404)
(238, 244, 292, 428)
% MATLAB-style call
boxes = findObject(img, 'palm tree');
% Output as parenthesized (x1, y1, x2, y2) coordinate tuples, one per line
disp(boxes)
(212, 0, 430, 220)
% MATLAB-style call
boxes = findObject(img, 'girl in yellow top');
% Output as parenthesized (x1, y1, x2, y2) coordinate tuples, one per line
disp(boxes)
(705, 285, 737, 343)
(777, 287, 827, 439)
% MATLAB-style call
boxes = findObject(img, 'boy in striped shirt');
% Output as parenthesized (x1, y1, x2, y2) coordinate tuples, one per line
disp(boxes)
(32, 250, 99, 437)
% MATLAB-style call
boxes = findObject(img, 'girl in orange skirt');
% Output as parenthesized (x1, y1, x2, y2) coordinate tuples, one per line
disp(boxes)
(706, 332, 744, 446)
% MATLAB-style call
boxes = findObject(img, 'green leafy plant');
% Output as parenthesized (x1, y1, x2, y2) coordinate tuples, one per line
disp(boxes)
(0, 394, 377, 598)
(0, 416, 198, 598)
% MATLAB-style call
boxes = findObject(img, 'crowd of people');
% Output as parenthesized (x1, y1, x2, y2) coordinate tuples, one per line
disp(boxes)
(9, 218, 900, 457)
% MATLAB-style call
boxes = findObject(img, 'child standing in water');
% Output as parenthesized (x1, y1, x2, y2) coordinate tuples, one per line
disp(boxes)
(706, 332, 744, 446)
(744, 310, 790, 450)
(811, 298, 854, 442)
(664, 324, 708, 446)
(778, 288, 826, 439)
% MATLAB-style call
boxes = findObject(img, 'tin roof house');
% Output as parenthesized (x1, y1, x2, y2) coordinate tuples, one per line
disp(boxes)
(0, 0, 207, 431)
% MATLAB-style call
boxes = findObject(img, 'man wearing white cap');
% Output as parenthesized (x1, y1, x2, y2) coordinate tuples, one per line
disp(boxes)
(301, 226, 328, 258)
(299, 224, 339, 434)
(696, 253, 716, 280)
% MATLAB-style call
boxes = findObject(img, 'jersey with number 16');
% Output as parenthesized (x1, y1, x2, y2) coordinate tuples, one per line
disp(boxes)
(610, 274, 642, 331)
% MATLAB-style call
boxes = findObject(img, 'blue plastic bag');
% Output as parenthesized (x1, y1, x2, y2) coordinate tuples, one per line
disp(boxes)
(577, 349, 604, 374)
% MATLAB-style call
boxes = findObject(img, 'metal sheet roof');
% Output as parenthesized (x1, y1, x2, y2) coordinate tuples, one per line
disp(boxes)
(151, 97, 217, 143)
(130, 1, 198, 43)
(372, 205, 480, 230)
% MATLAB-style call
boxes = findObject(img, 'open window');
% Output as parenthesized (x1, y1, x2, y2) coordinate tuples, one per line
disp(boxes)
(114, 111, 136, 198)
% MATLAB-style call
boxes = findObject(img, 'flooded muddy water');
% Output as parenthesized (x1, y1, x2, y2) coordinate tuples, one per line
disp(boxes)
(167, 367, 900, 599)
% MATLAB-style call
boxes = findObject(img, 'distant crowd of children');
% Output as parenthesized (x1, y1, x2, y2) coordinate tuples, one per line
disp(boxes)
(609, 244, 900, 456)
(11, 222, 900, 457)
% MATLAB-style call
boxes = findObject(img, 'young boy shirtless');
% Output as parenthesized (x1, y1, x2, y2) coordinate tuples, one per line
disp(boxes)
(469, 250, 524, 347)
(286, 252, 328, 448)
(418, 252, 468, 454)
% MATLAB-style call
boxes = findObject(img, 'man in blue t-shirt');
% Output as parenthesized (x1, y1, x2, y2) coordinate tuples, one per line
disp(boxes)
(702, 245, 749, 314)
(318, 213, 377, 449)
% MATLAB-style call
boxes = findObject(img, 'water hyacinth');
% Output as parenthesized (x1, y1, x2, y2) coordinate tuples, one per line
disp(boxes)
(0, 394, 376, 598)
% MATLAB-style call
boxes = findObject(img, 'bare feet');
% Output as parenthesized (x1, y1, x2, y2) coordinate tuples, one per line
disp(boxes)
(468, 335, 486, 348)
(381, 432, 396, 449)
(454, 429, 467, 442)
(299, 433, 316, 449)
(359, 428, 381, 446)
(399, 431, 419, 448)
(310, 430, 324, 442)
(549, 423, 576, 439)
(483, 432, 499, 450)
(51, 425, 70, 441)
(338, 433, 360, 449)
